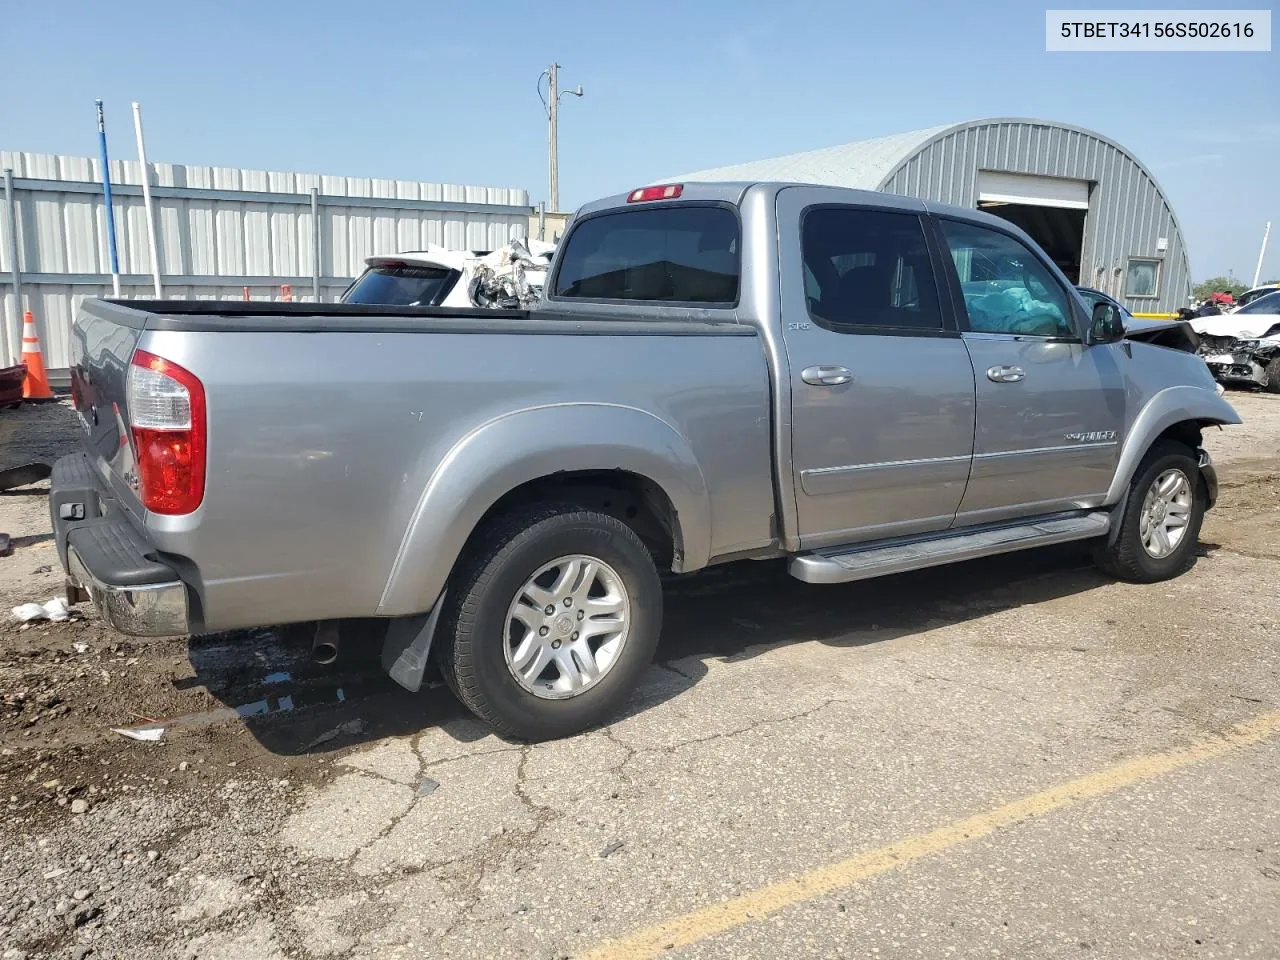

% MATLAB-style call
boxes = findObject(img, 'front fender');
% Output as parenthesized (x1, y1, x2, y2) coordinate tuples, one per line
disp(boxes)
(376, 403, 710, 616)
(1103, 385, 1241, 505)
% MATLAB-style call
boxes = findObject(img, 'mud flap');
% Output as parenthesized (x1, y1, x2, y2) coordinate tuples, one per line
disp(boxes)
(380, 592, 445, 692)
(1105, 492, 1128, 550)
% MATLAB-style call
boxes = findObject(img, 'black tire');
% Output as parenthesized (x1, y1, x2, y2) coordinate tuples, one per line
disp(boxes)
(435, 503, 663, 741)
(1093, 441, 1205, 583)
(1264, 357, 1280, 395)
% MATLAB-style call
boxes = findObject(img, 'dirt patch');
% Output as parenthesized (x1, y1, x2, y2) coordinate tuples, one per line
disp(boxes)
(1204, 390, 1280, 465)
(1201, 466, 1280, 562)
(0, 399, 83, 473)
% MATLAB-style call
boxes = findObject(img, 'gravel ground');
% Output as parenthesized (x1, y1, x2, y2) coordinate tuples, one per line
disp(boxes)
(1, 391, 1278, 960)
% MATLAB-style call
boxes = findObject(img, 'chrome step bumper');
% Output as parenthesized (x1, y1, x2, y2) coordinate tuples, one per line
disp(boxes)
(67, 546, 190, 636)
(51, 453, 191, 637)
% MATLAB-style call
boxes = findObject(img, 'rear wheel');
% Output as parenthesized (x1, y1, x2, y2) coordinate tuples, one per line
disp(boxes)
(1094, 441, 1205, 582)
(436, 504, 662, 741)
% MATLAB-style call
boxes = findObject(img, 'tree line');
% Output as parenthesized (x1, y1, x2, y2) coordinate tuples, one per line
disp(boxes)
(1193, 276, 1278, 300)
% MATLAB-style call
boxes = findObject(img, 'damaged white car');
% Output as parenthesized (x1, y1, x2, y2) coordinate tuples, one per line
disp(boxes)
(340, 238, 557, 310)
(1192, 290, 1280, 392)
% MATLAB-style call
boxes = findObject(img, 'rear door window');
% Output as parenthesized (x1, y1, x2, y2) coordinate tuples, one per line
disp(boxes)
(553, 206, 739, 304)
(800, 207, 945, 332)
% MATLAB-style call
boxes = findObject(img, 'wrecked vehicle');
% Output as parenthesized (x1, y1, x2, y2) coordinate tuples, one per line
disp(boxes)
(52, 182, 1239, 740)
(340, 239, 556, 310)
(1233, 284, 1280, 310)
(1192, 290, 1280, 392)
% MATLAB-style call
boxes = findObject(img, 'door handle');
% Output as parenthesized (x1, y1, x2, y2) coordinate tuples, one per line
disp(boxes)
(986, 364, 1026, 383)
(801, 365, 853, 386)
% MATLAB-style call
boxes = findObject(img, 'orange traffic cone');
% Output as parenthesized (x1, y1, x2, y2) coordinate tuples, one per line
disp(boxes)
(21, 312, 54, 400)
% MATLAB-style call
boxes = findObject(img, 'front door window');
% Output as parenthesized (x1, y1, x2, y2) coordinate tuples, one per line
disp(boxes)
(939, 220, 1075, 338)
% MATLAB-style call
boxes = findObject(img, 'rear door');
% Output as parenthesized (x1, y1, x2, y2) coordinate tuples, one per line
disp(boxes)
(777, 188, 977, 548)
(933, 216, 1126, 525)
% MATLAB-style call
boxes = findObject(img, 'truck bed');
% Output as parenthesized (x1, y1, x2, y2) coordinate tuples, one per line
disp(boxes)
(66, 298, 775, 632)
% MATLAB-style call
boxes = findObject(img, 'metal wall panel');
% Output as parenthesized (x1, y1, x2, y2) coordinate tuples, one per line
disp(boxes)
(879, 120, 1190, 313)
(0, 151, 532, 368)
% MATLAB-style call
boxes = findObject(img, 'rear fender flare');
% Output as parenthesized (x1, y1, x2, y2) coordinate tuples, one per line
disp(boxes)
(376, 403, 709, 616)
(1103, 386, 1240, 506)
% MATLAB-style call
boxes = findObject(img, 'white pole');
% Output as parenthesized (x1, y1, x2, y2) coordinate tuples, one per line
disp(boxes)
(1252, 221, 1272, 289)
(131, 101, 163, 297)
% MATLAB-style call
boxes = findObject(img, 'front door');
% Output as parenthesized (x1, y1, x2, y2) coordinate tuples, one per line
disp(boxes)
(933, 216, 1126, 525)
(777, 188, 977, 549)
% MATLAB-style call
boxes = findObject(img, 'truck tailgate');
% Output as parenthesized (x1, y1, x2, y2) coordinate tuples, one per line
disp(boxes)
(69, 300, 148, 520)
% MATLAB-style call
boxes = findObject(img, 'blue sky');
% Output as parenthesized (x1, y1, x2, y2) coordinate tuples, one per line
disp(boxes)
(3, 0, 1276, 281)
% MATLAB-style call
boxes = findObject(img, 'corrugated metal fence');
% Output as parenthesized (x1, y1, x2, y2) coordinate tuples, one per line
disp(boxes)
(0, 151, 533, 369)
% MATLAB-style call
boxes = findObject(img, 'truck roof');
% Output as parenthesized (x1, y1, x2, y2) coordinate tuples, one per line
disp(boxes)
(574, 180, 1051, 250)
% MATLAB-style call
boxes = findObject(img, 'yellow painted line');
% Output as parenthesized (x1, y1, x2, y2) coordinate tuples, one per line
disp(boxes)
(1131, 311, 1179, 319)
(581, 710, 1280, 960)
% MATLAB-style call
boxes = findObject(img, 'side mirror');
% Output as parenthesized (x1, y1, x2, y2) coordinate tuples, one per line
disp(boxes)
(1089, 302, 1125, 344)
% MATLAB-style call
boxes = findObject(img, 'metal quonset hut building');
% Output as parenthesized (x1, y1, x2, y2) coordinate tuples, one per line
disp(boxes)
(679, 118, 1189, 314)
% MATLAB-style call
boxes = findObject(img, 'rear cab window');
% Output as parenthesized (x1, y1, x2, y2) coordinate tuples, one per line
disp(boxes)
(552, 206, 740, 304)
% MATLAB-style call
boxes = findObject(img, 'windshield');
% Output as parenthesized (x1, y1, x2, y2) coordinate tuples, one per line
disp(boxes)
(1235, 290, 1280, 315)
(342, 263, 459, 306)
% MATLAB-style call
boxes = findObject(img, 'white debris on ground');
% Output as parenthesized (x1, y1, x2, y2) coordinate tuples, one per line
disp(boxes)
(110, 726, 166, 742)
(11, 597, 70, 623)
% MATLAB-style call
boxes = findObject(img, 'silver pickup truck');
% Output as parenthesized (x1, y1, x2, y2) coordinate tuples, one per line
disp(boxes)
(53, 181, 1240, 740)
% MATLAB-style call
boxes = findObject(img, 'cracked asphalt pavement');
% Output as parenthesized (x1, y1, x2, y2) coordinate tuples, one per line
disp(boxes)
(2, 394, 1279, 959)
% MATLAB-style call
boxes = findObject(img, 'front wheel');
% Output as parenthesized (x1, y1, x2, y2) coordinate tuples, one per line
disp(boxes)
(1264, 356, 1280, 395)
(435, 504, 662, 741)
(1094, 441, 1205, 583)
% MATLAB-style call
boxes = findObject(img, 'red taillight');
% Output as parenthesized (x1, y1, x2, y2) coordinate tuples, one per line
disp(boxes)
(127, 350, 206, 515)
(627, 184, 683, 203)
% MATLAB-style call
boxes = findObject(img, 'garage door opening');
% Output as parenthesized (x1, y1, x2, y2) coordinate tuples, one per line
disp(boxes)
(976, 171, 1091, 284)
(977, 202, 1086, 283)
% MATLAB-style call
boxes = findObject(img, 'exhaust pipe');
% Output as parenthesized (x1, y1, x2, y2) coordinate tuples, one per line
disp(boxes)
(312, 621, 340, 666)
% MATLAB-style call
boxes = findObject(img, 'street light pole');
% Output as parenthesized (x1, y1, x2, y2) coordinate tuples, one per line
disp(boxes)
(1252, 221, 1272, 289)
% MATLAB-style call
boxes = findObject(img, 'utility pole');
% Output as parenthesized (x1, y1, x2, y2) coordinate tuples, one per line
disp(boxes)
(543, 63, 583, 213)
(548, 62, 559, 213)
(1252, 221, 1272, 289)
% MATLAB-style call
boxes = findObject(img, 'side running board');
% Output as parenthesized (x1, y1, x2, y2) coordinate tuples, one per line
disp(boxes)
(789, 511, 1111, 585)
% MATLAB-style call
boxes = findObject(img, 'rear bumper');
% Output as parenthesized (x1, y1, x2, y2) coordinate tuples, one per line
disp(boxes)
(66, 546, 189, 636)
(1199, 448, 1219, 510)
(50, 453, 191, 637)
